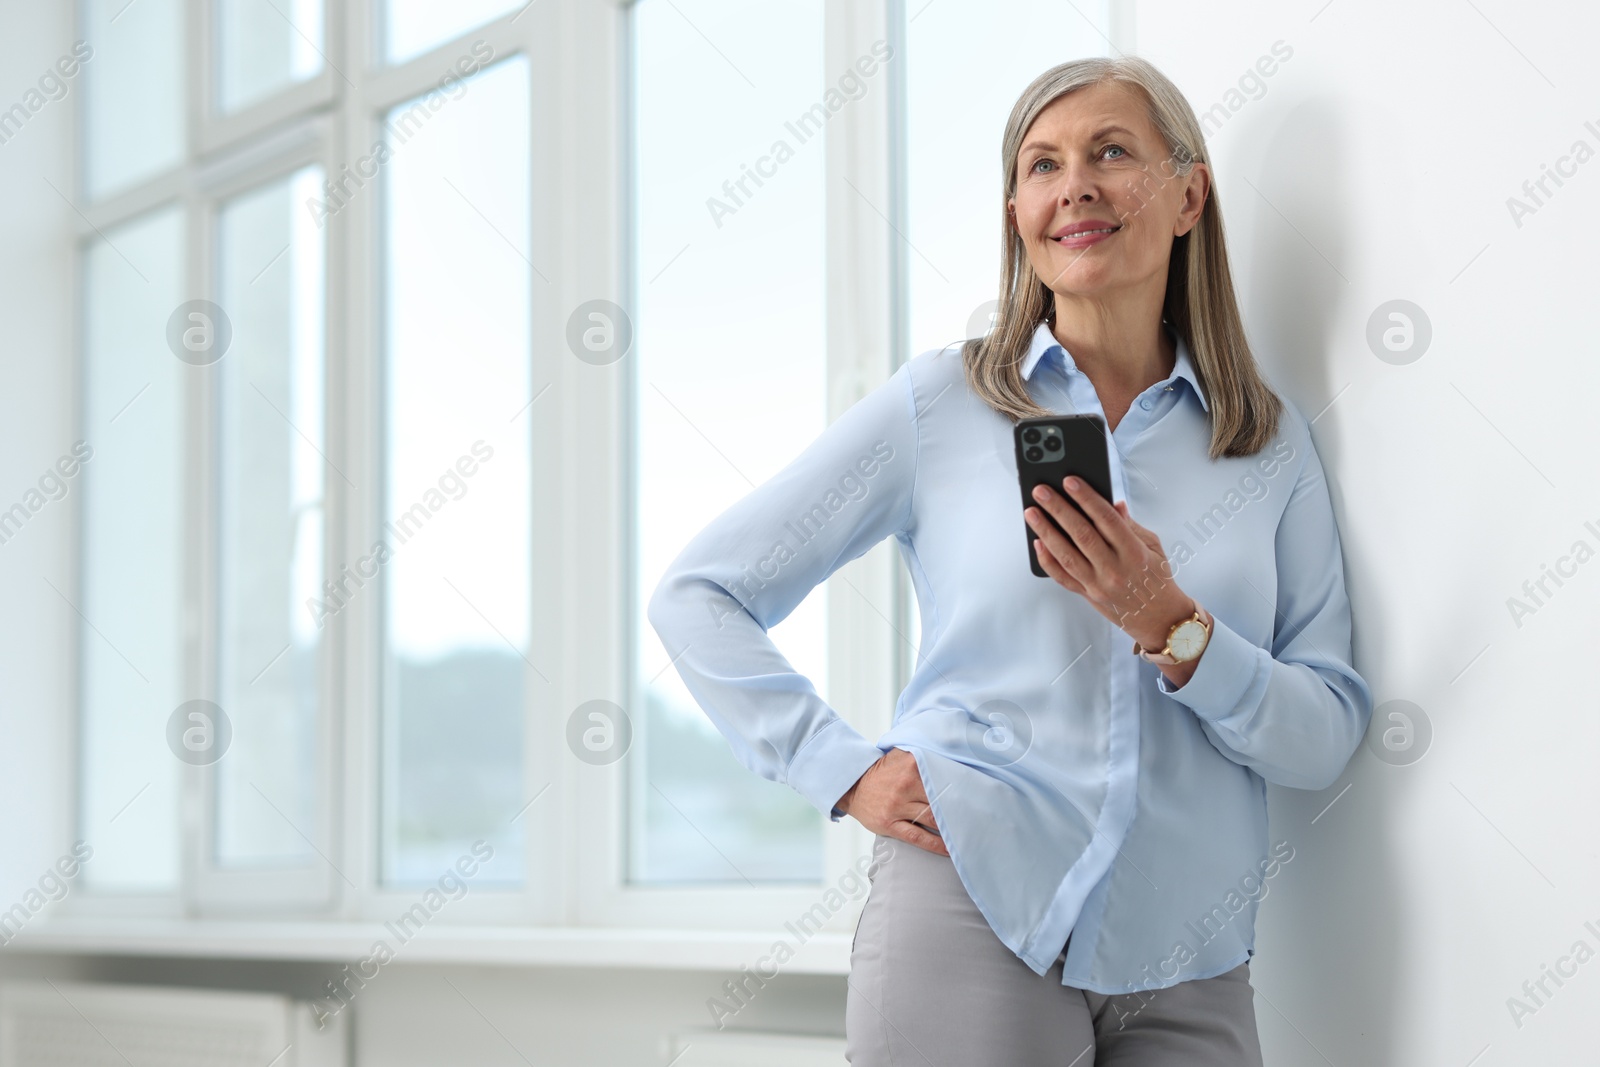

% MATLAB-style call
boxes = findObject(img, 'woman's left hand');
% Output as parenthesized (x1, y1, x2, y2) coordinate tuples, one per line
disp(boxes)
(1024, 477, 1194, 651)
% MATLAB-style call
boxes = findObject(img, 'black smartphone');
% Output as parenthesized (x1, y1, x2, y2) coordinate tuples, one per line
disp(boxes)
(1013, 414, 1114, 578)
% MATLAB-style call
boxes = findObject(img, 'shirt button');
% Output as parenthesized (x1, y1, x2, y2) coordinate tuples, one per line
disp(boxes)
(1139, 398, 1153, 410)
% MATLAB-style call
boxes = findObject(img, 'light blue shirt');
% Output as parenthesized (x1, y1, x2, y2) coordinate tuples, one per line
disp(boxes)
(647, 320, 1372, 993)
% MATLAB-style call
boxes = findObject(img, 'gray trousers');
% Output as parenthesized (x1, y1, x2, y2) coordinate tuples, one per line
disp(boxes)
(845, 834, 1265, 1066)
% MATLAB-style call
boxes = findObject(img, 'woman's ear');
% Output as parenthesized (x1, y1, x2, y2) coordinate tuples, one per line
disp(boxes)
(1174, 163, 1209, 236)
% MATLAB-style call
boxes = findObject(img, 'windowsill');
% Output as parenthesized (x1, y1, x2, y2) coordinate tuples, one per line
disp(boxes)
(4, 917, 853, 974)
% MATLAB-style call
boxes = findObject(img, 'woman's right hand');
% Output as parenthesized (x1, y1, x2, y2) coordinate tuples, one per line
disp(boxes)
(835, 747, 949, 857)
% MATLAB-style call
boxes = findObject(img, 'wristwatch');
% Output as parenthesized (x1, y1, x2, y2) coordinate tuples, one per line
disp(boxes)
(1132, 603, 1211, 665)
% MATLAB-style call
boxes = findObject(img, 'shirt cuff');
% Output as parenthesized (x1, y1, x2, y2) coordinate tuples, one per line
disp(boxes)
(786, 716, 887, 823)
(1154, 613, 1264, 723)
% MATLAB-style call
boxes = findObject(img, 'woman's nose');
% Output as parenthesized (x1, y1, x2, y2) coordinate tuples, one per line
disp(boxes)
(1057, 164, 1099, 205)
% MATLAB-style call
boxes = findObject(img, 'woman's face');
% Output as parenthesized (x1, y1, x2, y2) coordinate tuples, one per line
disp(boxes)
(1008, 81, 1208, 304)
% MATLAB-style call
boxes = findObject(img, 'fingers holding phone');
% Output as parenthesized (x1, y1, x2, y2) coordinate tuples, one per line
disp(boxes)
(1014, 415, 1114, 579)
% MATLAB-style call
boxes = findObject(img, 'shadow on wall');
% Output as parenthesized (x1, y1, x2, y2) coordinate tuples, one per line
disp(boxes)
(1239, 96, 1406, 1066)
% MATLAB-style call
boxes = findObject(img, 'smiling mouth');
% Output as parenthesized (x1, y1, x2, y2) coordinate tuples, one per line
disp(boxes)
(1054, 226, 1120, 242)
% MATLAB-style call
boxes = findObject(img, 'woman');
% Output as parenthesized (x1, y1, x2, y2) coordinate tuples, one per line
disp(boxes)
(647, 55, 1371, 1065)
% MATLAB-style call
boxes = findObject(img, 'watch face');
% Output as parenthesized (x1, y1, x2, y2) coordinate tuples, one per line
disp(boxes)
(1169, 619, 1208, 660)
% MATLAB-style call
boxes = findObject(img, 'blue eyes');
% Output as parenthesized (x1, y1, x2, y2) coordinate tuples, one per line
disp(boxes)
(1029, 144, 1126, 173)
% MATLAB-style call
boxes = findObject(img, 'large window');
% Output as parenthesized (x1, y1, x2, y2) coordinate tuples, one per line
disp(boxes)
(70, 0, 1111, 930)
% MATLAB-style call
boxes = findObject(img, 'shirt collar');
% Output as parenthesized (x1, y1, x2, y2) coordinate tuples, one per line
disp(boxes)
(1019, 319, 1210, 413)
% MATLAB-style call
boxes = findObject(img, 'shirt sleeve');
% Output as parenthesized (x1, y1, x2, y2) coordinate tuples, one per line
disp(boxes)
(1155, 425, 1373, 791)
(645, 359, 919, 822)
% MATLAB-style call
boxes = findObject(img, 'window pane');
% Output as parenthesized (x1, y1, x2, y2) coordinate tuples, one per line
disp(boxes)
(902, 0, 1112, 357)
(381, 56, 530, 885)
(631, 0, 827, 884)
(380, 0, 523, 65)
(79, 205, 186, 891)
(213, 166, 326, 868)
(81, 0, 184, 200)
(217, 0, 325, 113)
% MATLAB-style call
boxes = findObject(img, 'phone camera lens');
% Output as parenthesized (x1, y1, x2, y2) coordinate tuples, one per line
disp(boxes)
(1044, 438, 1062, 452)
(1025, 446, 1043, 462)
(1022, 428, 1041, 444)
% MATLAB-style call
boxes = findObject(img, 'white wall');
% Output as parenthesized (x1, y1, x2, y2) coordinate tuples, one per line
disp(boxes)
(1133, 0, 1600, 1063)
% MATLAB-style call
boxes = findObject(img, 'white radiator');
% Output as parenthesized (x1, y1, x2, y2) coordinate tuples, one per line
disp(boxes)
(664, 1029, 846, 1067)
(0, 979, 347, 1067)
